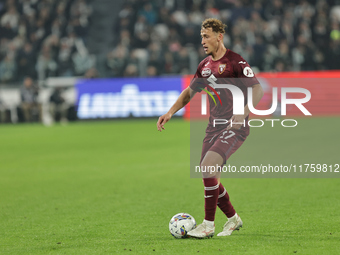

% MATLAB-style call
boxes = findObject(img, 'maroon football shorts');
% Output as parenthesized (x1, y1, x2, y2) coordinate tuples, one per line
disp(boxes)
(200, 129, 247, 166)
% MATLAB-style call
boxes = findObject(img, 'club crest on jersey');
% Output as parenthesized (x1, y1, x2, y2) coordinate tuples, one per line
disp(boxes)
(218, 64, 226, 74)
(243, 66, 254, 77)
(202, 68, 211, 77)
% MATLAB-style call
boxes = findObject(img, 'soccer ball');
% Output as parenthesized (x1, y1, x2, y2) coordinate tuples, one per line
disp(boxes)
(169, 213, 196, 238)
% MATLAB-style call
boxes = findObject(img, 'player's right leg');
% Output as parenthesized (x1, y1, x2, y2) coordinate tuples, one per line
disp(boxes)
(187, 150, 223, 238)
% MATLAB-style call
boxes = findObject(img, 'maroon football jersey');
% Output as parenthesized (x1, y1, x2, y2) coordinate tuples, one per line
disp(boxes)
(190, 49, 259, 135)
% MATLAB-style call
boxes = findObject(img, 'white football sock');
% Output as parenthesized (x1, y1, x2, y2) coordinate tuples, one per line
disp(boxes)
(228, 213, 238, 220)
(203, 219, 215, 227)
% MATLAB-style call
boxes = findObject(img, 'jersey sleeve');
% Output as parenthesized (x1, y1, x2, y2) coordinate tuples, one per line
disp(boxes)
(233, 57, 259, 87)
(189, 61, 205, 93)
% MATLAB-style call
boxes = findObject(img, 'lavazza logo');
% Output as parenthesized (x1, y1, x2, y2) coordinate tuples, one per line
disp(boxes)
(201, 75, 312, 128)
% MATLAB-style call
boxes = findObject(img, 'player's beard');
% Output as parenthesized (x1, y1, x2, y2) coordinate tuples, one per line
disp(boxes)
(205, 42, 219, 56)
(205, 47, 213, 56)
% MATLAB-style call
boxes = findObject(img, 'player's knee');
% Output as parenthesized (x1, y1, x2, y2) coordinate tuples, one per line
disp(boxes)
(202, 172, 217, 179)
(200, 163, 218, 178)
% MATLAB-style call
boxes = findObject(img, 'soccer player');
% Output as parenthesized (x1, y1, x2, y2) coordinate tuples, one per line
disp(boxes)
(157, 18, 263, 238)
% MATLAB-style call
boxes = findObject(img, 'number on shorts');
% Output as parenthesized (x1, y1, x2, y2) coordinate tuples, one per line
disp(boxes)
(219, 130, 235, 144)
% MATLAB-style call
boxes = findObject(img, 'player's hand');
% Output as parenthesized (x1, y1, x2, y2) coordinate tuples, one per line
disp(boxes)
(227, 115, 245, 131)
(157, 113, 172, 132)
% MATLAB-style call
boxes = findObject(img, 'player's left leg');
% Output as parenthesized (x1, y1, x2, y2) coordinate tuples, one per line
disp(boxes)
(211, 132, 246, 236)
(216, 171, 237, 219)
(216, 177, 243, 236)
(207, 129, 246, 237)
(188, 129, 246, 238)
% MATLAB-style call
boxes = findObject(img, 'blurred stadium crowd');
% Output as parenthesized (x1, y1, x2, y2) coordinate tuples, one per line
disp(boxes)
(1, 0, 340, 82)
(112, 0, 340, 77)
(0, 0, 92, 83)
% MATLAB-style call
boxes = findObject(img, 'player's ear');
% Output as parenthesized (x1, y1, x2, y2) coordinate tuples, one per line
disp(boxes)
(218, 33, 223, 42)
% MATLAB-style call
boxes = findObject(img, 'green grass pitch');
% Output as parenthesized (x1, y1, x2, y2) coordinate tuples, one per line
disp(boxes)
(0, 117, 339, 254)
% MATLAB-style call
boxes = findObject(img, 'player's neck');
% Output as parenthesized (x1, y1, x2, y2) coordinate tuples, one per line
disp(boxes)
(211, 44, 227, 61)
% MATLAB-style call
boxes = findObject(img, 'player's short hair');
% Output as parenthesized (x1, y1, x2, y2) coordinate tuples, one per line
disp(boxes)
(201, 18, 227, 34)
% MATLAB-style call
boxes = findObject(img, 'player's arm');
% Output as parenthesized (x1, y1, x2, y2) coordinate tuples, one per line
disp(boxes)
(227, 83, 263, 131)
(243, 83, 263, 117)
(157, 87, 196, 132)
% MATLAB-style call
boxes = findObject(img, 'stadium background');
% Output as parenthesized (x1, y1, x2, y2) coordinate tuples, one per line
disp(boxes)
(0, 0, 339, 254)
